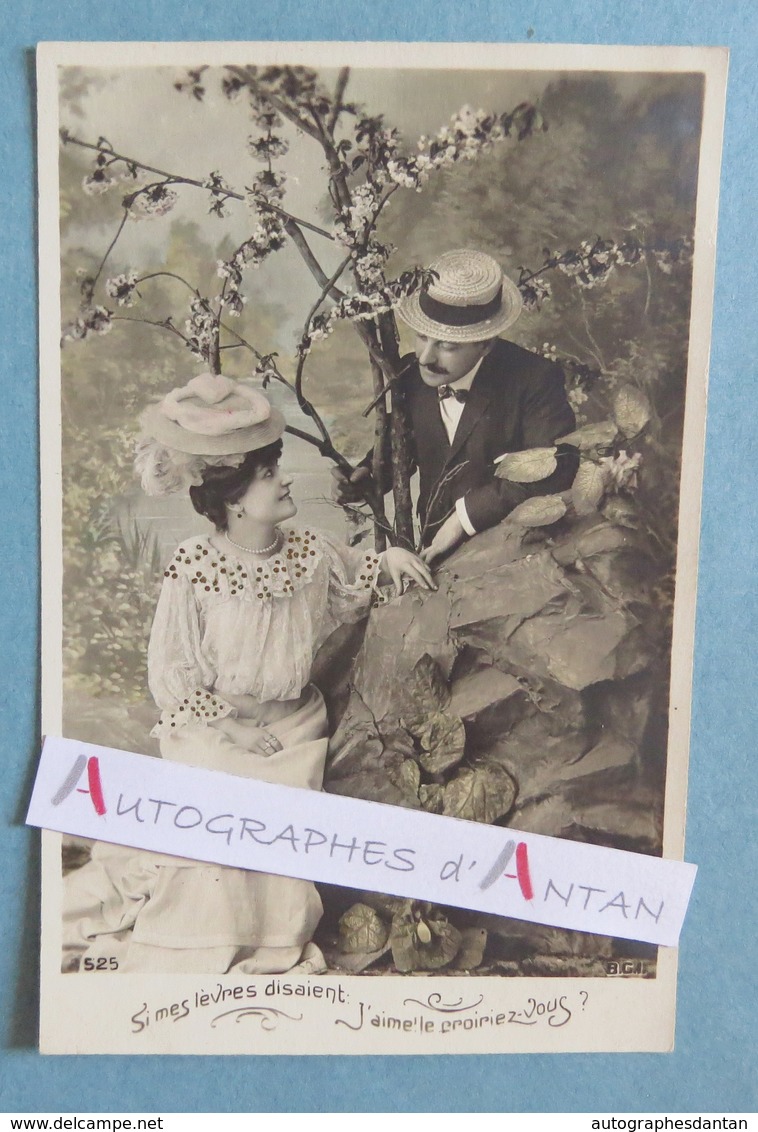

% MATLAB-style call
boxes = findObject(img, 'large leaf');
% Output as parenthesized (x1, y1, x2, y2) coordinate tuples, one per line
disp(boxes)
(507, 494, 567, 528)
(442, 764, 517, 824)
(387, 757, 421, 800)
(327, 944, 390, 974)
(571, 461, 610, 515)
(416, 710, 467, 775)
(557, 420, 618, 450)
(495, 446, 557, 482)
(418, 783, 445, 814)
(612, 385, 651, 438)
(389, 903, 462, 972)
(338, 903, 390, 954)
(425, 916, 463, 967)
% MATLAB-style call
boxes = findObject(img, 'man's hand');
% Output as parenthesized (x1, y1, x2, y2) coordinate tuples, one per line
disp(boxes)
(421, 512, 468, 565)
(331, 465, 374, 506)
(380, 547, 436, 596)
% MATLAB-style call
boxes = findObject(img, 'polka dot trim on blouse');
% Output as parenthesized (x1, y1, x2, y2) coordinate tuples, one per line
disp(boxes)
(153, 687, 235, 735)
(357, 553, 382, 588)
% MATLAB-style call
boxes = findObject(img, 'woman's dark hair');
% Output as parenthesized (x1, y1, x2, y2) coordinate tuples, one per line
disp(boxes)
(189, 440, 283, 531)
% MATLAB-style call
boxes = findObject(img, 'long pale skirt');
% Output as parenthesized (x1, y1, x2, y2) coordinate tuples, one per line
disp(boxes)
(63, 686, 329, 974)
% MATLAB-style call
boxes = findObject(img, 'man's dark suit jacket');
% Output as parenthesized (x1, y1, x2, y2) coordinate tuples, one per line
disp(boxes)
(371, 338, 578, 542)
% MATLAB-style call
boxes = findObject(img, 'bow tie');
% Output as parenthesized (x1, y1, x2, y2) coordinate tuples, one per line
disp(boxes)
(437, 385, 469, 403)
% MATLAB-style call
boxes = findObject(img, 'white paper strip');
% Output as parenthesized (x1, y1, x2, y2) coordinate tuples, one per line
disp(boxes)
(28, 737, 697, 946)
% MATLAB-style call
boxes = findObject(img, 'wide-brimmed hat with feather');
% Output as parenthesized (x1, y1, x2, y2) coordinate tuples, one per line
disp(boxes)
(136, 373, 285, 496)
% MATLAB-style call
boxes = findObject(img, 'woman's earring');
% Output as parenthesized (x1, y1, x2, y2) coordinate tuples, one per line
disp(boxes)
(234, 507, 245, 520)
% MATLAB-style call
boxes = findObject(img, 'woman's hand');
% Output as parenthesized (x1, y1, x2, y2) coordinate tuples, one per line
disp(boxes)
(210, 717, 283, 756)
(379, 547, 436, 597)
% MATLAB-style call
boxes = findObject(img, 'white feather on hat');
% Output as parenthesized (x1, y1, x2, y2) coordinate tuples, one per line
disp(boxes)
(135, 374, 285, 497)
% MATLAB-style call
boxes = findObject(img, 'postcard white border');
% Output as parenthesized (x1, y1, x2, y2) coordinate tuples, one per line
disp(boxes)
(37, 39, 727, 1055)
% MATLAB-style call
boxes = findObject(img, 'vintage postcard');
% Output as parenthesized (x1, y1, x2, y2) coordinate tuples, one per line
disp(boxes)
(37, 40, 727, 1054)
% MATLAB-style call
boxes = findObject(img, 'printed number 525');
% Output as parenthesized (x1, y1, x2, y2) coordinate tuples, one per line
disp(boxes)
(82, 957, 119, 971)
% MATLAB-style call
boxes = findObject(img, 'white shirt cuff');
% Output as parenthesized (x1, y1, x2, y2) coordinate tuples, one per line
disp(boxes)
(455, 496, 477, 537)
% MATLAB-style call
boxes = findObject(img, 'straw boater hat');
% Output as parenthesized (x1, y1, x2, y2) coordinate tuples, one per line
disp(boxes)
(136, 373, 285, 496)
(398, 249, 522, 343)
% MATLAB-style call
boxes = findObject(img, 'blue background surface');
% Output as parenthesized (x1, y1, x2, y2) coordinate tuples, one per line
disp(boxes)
(0, 0, 756, 1113)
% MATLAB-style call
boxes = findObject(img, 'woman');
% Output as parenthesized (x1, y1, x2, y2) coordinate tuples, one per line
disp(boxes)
(64, 373, 433, 975)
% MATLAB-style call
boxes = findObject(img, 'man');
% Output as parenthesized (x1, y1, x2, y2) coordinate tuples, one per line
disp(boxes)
(335, 249, 578, 563)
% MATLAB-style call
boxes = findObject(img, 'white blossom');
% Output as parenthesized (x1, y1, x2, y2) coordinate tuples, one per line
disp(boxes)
(235, 214, 287, 267)
(63, 306, 113, 343)
(247, 134, 289, 162)
(249, 169, 286, 203)
(222, 291, 246, 317)
(184, 298, 217, 362)
(128, 184, 179, 220)
(249, 103, 283, 132)
(105, 271, 139, 307)
(82, 169, 114, 195)
(88, 306, 112, 335)
(599, 450, 642, 491)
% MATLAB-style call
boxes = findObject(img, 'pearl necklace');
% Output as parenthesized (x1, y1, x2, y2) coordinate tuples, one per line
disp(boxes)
(225, 528, 282, 556)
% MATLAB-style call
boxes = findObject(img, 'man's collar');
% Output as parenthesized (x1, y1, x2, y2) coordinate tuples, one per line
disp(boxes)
(448, 356, 484, 392)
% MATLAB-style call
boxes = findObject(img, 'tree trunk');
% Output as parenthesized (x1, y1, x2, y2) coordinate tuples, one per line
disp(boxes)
(210, 314, 222, 375)
(377, 312, 414, 548)
(368, 341, 388, 553)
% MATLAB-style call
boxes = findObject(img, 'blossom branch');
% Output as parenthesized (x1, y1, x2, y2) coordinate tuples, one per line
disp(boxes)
(516, 235, 691, 315)
(224, 66, 324, 142)
(253, 199, 334, 241)
(217, 322, 280, 370)
(372, 183, 398, 224)
(283, 219, 347, 302)
(282, 425, 353, 473)
(85, 210, 129, 300)
(305, 253, 354, 326)
(67, 130, 332, 247)
(135, 271, 200, 296)
(111, 313, 191, 346)
(294, 252, 354, 399)
(63, 131, 243, 200)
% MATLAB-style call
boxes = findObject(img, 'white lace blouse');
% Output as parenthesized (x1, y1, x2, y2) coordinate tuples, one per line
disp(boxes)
(148, 526, 381, 735)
